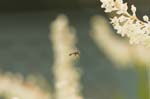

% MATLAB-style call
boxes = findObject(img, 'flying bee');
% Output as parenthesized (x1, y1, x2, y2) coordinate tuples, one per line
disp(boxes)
(69, 51, 80, 56)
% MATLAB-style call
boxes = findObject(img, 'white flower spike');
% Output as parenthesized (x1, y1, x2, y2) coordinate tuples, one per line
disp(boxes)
(100, 0, 150, 47)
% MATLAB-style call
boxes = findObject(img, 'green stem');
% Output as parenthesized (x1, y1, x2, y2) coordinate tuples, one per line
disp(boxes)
(136, 64, 149, 99)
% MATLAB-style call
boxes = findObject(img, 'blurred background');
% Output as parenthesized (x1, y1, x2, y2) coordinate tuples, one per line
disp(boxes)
(0, 0, 150, 99)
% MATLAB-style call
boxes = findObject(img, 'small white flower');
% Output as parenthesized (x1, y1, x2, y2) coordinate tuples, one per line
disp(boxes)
(100, 0, 117, 12)
(116, 3, 128, 14)
(143, 15, 149, 22)
(131, 5, 136, 16)
(110, 16, 118, 24)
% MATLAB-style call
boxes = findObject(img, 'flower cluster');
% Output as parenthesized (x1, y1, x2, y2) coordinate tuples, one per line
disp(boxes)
(100, 0, 150, 47)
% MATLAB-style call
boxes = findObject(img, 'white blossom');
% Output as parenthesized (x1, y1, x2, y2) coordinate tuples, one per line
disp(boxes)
(100, 0, 150, 47)
(100, 0, 117, 12)
(131, 5, 136, 16)
(143, 15, 149, 22)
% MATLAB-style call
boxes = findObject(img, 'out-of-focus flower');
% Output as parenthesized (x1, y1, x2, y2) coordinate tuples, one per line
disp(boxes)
(50, 14, 83, 99)
(91, 15, 150, 67)
(91, 15, 132, 66)
(100, 0, 150, 47)
(0, 72, 51, 99)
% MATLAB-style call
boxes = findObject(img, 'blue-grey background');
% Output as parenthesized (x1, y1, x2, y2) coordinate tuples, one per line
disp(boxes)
(0, 0, 149, 99)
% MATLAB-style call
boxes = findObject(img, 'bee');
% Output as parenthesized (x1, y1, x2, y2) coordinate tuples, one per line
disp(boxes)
(69, 51, 80, 56)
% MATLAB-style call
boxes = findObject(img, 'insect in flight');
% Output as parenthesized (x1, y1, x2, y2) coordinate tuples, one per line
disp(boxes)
(69, 51, 80, 56)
